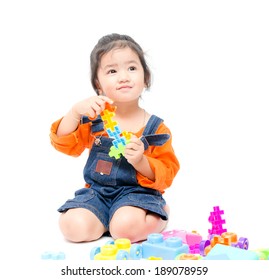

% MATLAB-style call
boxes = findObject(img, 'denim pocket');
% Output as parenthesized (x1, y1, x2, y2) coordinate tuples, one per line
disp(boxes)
(128, 193, 162, 206)
(86, 153, 119, 186)
(67, 188, 96, 203)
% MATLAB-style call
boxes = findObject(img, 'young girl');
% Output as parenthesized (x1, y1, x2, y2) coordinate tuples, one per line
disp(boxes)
(50, 33, 180, 243)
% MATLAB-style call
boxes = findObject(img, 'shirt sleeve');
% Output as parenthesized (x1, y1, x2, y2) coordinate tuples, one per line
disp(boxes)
(50, 118, 93, 157)
(136, 123, 180, 193)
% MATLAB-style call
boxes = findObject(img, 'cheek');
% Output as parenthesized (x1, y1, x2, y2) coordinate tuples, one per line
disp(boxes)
(97, 76, 113, 92)
(101, 84, 116, 98)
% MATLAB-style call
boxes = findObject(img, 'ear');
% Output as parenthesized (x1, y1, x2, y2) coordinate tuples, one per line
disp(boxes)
(95, 80, 103, 95)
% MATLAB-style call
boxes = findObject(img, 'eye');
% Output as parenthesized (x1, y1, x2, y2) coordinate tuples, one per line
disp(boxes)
(129, 66, 136, 71)
(107, 69, 117, 74)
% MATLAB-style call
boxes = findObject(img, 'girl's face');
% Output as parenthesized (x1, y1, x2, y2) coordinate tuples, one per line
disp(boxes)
(96, 47, 145, 104)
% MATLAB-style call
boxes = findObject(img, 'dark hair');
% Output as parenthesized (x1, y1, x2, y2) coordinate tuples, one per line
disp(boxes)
(90, 33, 151, 94)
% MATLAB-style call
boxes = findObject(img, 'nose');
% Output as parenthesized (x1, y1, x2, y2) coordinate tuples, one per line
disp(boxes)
(118, 70, 130, 82)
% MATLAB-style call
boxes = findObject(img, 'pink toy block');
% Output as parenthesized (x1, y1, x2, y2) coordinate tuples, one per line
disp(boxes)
(162, 229, 202, 246)
(208, 206, 227, 237)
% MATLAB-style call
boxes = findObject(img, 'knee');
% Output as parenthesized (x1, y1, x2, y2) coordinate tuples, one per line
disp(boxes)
(109, 215, 142, 242)
(59, 209, 104, 242)
(59, 211, 89, 242)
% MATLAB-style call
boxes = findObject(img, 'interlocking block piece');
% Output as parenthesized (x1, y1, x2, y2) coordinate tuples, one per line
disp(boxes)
(104, 119, 118, 131)
(252, 248, 269, 260)
(109, 143, 126, 159)
(204, 253, 230, 260)
(147, 256, 163, 260)
(100, 109, 115, 121)
(189, 244, 200, 254)
(204, 244, 259, 260)
(41, 251, 66, 260)
(122, 131, 132, 141)
(104, 103, 117, 112)
(176, 253, 201, 260)
(112, 138, 127, 148)
(162, 229, 202, 246)
(139, 233, 189, 260)
(91, 238, 131, 260)
(208, 205, 227, 236)
(211, 232, 249, 250)
(100, 103, 132, 159)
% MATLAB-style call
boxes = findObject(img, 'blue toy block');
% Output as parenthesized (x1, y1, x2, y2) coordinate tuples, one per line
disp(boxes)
(41, 251, 65, 260)
(204, 253, 230, 260)
(205, 244, 259, 260)
(138, 233, 189, 260)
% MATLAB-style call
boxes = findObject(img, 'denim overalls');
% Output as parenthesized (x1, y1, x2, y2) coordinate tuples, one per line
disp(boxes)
(58, 114, 170, 229)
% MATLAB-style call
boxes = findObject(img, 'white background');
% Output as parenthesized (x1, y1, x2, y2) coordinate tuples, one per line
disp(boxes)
(0, 0, 268, 273)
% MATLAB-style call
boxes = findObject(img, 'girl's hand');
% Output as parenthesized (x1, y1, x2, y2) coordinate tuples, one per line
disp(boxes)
(124, 135, 145, 166)
(72, 95, 113, 119)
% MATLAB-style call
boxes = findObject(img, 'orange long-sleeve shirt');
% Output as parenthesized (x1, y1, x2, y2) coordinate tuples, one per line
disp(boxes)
(50, 117, 180, 193)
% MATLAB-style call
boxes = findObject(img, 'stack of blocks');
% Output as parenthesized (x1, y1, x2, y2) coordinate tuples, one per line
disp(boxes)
(100, 104, 132, 159)
(208, 206, 227, 237)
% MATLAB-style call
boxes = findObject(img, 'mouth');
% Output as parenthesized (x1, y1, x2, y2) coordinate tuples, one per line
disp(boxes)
(117, 85, 132, 90)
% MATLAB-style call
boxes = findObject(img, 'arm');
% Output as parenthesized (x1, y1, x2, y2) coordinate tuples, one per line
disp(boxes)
(124, 135, 155, 180)
(125, 124, 180, 193)
(50, 95, 113, 156)
(50, 118, 90, 156)
(57, 95, 113, 137)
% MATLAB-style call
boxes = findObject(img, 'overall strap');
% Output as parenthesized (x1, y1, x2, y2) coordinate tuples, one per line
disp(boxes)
(81, 115, 104, 133)
(142, 115, 164, 135)
(141, 115, 170, 150)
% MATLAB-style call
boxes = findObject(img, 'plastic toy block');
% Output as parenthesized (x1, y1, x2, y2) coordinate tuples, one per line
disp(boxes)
(202, 232, 249, 256)
(104, 120, 118, 131)
(103, 103, 116, 113)
(176, 253, 201, 260)
(109, 143, 126, 159)
(131, 233, 189, 260)
(122, 131, 132, 141)
(41, 251, 65, 260)
(100, 109, 115, 120)
(252, 248, 269, 260)
(162, 229, 202, 255)
(161, 229, 181, 239)
(208, 206, 227, 236)
(112, 138, 126, 148)
(90, 238, 131, 260)
(147, 256, 163, 260)
(204, 253, 230, 260)
(162, 229, 202, 246)
(189, 243, 200, 254)
(199, 240, 211, 256)
(204, 244, 259, 260)
(100, 104, 132, 159)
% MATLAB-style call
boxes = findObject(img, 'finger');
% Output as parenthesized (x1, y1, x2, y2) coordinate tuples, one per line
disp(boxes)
(86, 108, 96, 118)
(98, 95, 114, 104)
(127, 141, 142, 151)
(91, 102, 103, 115)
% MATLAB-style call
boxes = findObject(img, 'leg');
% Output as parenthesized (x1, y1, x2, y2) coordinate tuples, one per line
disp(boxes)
(109, 205, 170, 243)
(59, 208, 106, 242)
